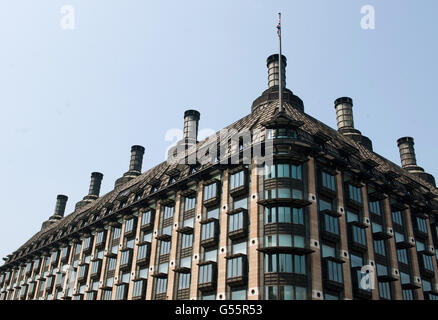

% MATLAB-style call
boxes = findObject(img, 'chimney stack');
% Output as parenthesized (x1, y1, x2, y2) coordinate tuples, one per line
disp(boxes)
(128, 145, 145, 173)
(75, 172, 103, 209)
(334, 97, 373, 150)
(115, 145, 145, 188)
(42, 195, 68, 230)
(251, 55, 304, 113)
(53, 195, 68, 218)
(334, 97, 355, 132)
(397, 137, 436, 187)
(267, 54, 286, 89)
(84, 172, 103, 200)
(183, 109, 200, 147)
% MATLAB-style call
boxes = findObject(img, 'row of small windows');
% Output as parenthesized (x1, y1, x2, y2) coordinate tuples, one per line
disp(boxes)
(264, 164, 302, 180)
(264, 207, 304, 225)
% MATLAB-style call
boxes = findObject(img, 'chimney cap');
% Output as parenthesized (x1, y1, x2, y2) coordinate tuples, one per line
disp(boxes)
(184, 109, 200, 119)
(91, 172, 103, 178)
(397, 137, 414, 146)
(334, 97, 353, 108)
(267, 54, 287, 67)
(131, 145, 145, 153)
(56, 194, 68, 201)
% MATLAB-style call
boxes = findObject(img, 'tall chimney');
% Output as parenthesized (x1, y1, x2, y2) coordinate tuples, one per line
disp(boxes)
(334, 97, 355, 132)
(85, 172, 103, 200)
(267, 54, 286, 89)
(42, 195, 68, 230)
(183, 110, 200, 146)
(115, 145, 145, 188)
(53, 195, 68, 218)
(397, 137, 436, 187)
(333, 97, 373, 150)
(129, 145, 145, 173)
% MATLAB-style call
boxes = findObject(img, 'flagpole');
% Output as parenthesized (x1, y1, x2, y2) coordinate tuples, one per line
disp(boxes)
(277, 12, 283, 113)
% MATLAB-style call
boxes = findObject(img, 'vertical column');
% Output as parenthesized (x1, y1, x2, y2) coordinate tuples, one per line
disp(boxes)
(167, 192, 183, 299)
(425, 216, 438, 286)
(361, 185, 379, 300)
(404, 207, 424, 300)
(96, 226, 112, 300)
(145, 200, 162, 300)
(84, 231, 98, 300)
(335, 171, 353, 299)
(307, 158, 323, 299)
(382, 196, 402, 299)
(111, 218, 127, 299)
(128, 211, 144, 300)
(72, 238, 86, 298)
(189, 182, 204, 299)
(216, 171, 229, 300)
(247, 165, 260, 300)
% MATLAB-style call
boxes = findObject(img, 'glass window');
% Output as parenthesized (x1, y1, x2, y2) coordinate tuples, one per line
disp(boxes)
(203, 183, 218, 201)
(319, 199, 333, 212)
(207, 207, 219, 219)
(395, 232, 405, 243)
(233, 197, 247, 210)
(229, 211, 244, 233)
(160, 241, 171, 255)
(204, 249, 217, 263)
(183, 218, 194, 228)
(374, 240, 386, 256)
(369, 201, 381, 215)
(227, 256, 244, 278)
(199, 264, 213, 284)
(321, 244, 336, 258)
(230, 171, 245, 190)
(397, 249, 409, 265)
(158, 263, 168, 274)
(231, 289, 246, 300)
(180, 256, 192, 269)
(348, 185, 362, 203)
(392, 211, 403, 226)
(416, 217, 428, 234)
(323, 214, 339, 235)
(232, 242, 247, 255)
(184, 197, 196, 211)
(378, 281, 391, 299)
(163, 206, 174, 219)
(371, 222, 383, 233)
(347, 211, 359, 223)
(156, 278, 167, 294)
(201, 221, 216, 241)
(178, 273, 191, 290)
(181, 233, 193, 249)
(141, 211, 152, 226)
(321, 171, 336, 191)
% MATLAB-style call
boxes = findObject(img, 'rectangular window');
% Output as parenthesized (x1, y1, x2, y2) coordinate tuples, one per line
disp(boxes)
(156, 278, 168, 294)
(160, 241, 171, 255)
(327, 260, 343, 283)
(397, 249, 409, 265)
(201, 222, 216, 241)
(369, 201, 381, 215)
(378, 281, 391, 299)
(204, 249, 217, 263)
(203, 183, 217, 201)
(321, 171, 336, 191)
(178, 273, 191, 290)
(351, 225, 366, 246)
(207, 207, 219, 219)
(227, 256, 244, 278)
(184, 197, 196, 211)
(392, 211, 403, 226)
(416, 217, 428, 234)
(199, 264, 213, 284)
(228, 211, 244, 233)
(141, 211, 152, 226)
(112, 227, 121, 240)
(163, 206, 174, 220)
(181, 233, 193, 249)
(107, 258, 117, 272)
(374, 240, 386, 256)
(124, 218, 135, 233)
(137, 244, 149, 262)
(230, 171, 245, 190)
(323, 214, 339, 235)
(180, 256, 192, 269)
(231, 289, 246, 300)
(348, 185, 362, 203)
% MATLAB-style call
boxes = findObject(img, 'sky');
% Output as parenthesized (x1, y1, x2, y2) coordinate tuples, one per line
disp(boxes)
(0, 0, 437, 264)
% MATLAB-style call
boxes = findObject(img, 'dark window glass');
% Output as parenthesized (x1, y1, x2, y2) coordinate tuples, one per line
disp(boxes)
(321, 171, 336, 191)
(348, 185, 362, 203)
(230, 171, 245, 190)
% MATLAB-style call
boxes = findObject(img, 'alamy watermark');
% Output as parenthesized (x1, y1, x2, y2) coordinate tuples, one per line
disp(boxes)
(60, 5, 75, 30)
(361, 5, 375, 30)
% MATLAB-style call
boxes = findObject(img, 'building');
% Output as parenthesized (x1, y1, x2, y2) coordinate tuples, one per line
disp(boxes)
(1, 52, 438, 301)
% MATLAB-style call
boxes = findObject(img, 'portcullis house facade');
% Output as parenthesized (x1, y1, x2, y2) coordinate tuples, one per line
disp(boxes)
(1, 54, 438, 301)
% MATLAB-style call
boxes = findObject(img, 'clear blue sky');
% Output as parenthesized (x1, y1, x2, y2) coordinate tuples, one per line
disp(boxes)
(0, 0, 437, 264)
